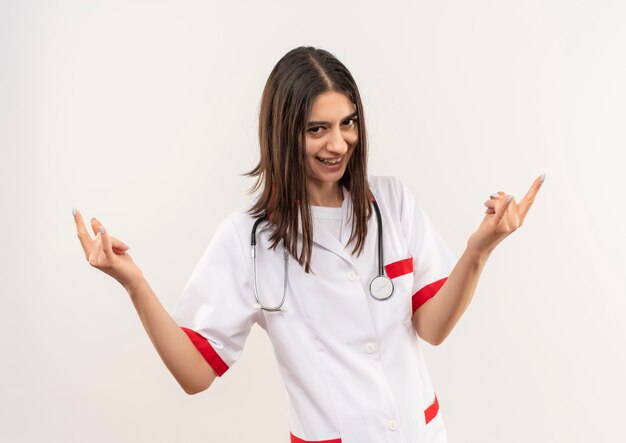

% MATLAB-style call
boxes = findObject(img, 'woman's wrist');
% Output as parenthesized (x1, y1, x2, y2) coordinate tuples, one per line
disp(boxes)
(124, 274, 148, 298)
(463, 244, 492, 265)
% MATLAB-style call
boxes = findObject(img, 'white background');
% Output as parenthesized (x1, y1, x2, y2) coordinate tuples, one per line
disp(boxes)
(2, 0, 625, 441)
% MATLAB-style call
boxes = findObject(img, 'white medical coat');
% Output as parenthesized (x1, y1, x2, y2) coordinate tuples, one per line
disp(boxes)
(172, 175, 458, 443)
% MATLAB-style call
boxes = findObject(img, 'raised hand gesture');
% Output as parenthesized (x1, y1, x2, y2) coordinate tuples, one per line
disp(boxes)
(467, 173, 545, 257)
(73, 208, 144, 292)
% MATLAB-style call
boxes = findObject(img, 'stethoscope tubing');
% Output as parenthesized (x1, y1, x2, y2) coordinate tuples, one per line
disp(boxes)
(251, 197, 392, 312)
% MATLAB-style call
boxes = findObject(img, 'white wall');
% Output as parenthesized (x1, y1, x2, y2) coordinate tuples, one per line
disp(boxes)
(1, 0, 625, 441)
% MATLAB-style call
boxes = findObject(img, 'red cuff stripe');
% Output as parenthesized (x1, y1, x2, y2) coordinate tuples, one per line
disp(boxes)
(412, 277, 448, 313)
(291, 434, 342, 443)
(424, 394, 440, 424)
(180, 327, 229, 377)
(384, 256, 413, 279)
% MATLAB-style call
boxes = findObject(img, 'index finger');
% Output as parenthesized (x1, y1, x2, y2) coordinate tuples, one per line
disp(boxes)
(72, 207, 94, 259)
(517, 173, 545, 223)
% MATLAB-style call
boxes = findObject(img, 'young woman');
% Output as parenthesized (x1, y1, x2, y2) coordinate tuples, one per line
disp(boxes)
(73, 46, 544, 442)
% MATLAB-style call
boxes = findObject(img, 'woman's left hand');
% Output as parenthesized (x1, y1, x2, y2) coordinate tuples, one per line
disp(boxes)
(466, 173, 545, 258)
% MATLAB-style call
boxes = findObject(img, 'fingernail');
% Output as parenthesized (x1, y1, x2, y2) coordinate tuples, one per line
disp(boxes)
(540, 172, 546, 183)
(507, 195, 514, 203)
(72, 207, 76, 217)
(490, 193, 500, 198)
(99, 226, 105, 234)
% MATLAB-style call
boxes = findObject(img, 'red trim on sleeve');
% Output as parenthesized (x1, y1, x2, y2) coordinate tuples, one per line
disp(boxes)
(180, 327, 230, 377)
(384, 256, 413, 279)
(291, 434, 342, 443)
(412, 277, 448, 313)
(424, 393, 440, 424)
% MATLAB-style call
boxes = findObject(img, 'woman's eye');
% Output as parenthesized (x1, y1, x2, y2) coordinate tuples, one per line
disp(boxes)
(308, 126, 323, 134)
(343, 117, 357, 126)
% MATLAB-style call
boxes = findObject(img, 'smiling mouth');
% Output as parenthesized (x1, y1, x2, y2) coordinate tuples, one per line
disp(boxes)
(316, 156, 344, 165)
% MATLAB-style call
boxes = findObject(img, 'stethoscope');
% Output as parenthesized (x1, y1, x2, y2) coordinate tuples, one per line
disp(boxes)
(250, 197, 394, 312)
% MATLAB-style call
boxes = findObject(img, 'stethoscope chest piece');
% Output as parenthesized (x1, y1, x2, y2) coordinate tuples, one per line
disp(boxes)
(369, 275, 394, 300)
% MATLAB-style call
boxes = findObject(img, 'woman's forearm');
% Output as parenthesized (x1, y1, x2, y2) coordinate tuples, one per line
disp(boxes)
(412, 247, 490, 345)
(126, 277, 217, 394)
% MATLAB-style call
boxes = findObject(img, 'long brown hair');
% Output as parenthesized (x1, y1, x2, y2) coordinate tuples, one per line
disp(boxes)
(242, 46, 372, 274)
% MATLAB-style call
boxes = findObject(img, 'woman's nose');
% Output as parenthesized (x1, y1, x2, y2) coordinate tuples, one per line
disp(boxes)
(326, 127, 348, 154)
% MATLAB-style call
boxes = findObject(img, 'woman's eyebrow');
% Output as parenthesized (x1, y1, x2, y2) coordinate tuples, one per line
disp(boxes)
(307, 111, 358, 127)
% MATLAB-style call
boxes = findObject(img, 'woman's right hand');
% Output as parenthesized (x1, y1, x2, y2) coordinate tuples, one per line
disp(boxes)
(73, 208, 144, 292)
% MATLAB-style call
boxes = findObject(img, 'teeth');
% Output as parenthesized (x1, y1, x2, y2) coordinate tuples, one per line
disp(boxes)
(318, 157, 342, 165)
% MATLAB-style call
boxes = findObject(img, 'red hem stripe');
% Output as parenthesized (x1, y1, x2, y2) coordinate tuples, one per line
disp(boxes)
(424, 393, 440, 424)
(180, 327, 229, 377)
(290, 434, 341, 443)
(412, 277, 448, 313)
(384, 256, 413, 279)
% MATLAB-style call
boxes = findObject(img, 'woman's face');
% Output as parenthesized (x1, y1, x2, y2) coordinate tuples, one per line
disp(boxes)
(304, 90, 358, 189)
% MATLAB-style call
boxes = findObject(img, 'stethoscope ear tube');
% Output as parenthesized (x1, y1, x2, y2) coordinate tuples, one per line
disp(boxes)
(251, 215, 268, 248)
